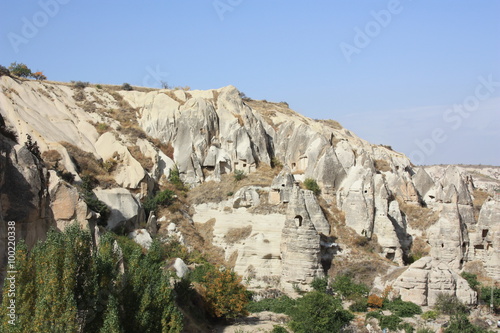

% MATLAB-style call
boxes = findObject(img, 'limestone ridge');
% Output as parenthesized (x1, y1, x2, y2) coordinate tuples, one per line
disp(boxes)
(1, 76, 500, 296)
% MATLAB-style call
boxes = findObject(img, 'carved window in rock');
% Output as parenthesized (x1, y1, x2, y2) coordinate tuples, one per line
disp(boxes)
(294, 215, 303, 227)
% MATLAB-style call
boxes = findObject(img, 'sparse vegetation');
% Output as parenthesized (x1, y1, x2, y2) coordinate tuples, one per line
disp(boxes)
(8, 62, 32, 78)
(72, 80, 89, 89)
(225, 225, 252, 244)
(473, 189, 490, 221)
(0, 65, 10, 77)
(303, 178, 321, 196)
(234, 169, 246, 181)
(127, 145, 154, 172)
(374, 159, 392, 172)
(397, 198, 439, 230)
(434, 293, 468, 316)
(120, 82, 133, 91)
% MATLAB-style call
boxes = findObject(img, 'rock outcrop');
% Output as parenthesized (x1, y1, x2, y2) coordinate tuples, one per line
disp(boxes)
(94, 188, 144, 231)
(280, 185, 324, 291)
(1, 76, 499, 294)
(392, 257, 477, 306)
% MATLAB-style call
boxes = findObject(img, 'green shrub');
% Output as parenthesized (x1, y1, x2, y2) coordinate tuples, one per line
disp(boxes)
(378, 314, 402, 331)
(72, 80, 89, 89)
(271, 325, 288, 333)
(311, 276, 328, 293)
(304, 178, 321, 196)
(421, 310, 438, 321)
(331, 274, 369, 300)
(121, 82, 133, 91)
(461, 272, 480, 291)
(289, 291, 354, 333)
(349, 297, 368, 312)
(169, 168, 189, 191)
(445, 314, 491, 333)
(0, 65, 10, 76)
(434, 293, 468, 316)
(234, 169, 246, 181)
(365, 310, 382, 320)
(143, 189, 175, 215)
(247, 295, 296, 314)
(384, 298, 422, 317)
(8, 62, 32, 77)
(479, 286, 500, 312)
(80, 175, 109, 226)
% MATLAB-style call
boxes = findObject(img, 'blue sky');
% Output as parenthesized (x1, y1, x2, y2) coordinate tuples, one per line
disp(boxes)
(1, 0, 499, 165)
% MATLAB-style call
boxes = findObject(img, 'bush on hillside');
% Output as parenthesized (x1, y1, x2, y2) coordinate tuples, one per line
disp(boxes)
(304, 178, 321, 196)
(8, 62, 32, 77)
(288, 291, 354, 333)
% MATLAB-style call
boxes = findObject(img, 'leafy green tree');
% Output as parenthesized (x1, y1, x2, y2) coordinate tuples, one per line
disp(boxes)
(289, 291, 354, 333)
(8, 62, 32, 78)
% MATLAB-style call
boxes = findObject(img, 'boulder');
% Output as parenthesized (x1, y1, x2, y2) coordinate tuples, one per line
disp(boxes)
(128, 229, 152, 249)
(233, 186, 261, 208)
(48, 170, 91, 230)
(94, 188, 144, 231)
(173, 258, 189, 278)
(392, 257, 477, 306)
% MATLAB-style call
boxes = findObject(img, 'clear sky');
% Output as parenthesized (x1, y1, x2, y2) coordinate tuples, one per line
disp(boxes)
(1, 0, 499, 166)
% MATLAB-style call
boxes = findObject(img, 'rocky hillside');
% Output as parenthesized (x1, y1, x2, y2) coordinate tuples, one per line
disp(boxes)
(1, 75, 499, 305)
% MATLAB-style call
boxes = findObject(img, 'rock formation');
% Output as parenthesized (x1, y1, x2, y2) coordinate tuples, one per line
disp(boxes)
(1, 75, 499, 295)
(392, 257, 477, 306)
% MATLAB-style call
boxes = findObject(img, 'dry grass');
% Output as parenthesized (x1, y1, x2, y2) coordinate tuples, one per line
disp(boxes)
(224, 225, 252, 244)
(397, 198, 439, 230)
(409, 236, 430, 259)
(373, 159, 392, 173)
(329, 258, 391, 287)
(149, 138, 174, 159)
(178, 218, 227, 266)
(228, 250, 238, 268)
(244, 98, 306, 129)
(127, 145, 154, 172)
(41, 149, 62, 169)
(188, 164, 278, 205)
(316, 119, 343, 130)
(60, 141, 117, 188)
(473, 189, 490, 221)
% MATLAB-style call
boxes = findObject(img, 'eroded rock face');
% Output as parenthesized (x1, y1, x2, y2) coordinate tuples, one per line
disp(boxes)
(428, 203, 468, 271)
(469, 199, 500, 280)
(392, 257, 477, 306)
(280, 186, 324, 291)
(48, 170, 91, 231)
(0, 139, 54, 282)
